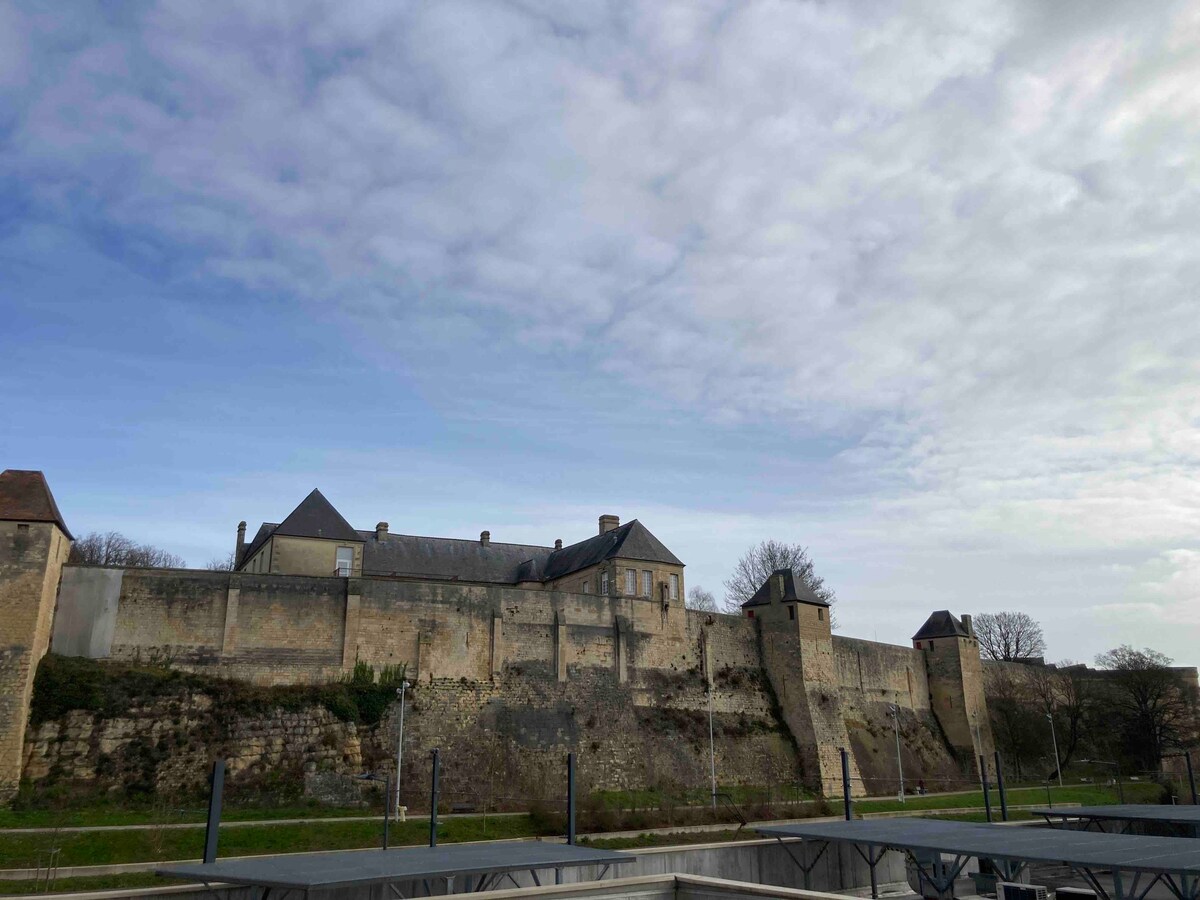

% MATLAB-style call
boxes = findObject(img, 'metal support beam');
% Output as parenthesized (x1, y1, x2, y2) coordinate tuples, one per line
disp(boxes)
(429, 748, 440, 848)
(851, 843, 886, 899)
(995, 750, 1009, 822)
(204, 759, 225, 865)
(841, 748, 853, 820)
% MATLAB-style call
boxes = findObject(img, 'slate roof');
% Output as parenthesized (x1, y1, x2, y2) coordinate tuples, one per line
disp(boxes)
(274, 489, 362, 542)
(741, 568, 828, 608)
(0, 469, 72, 539)
(239, 491, 684, 584)
(541, 520, 683, 581)
(361, 532, 553, 583)
(912, 610, 970, 641)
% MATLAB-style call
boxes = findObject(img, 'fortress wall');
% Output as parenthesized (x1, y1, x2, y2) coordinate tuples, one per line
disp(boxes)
(107, 568, 229, 663)
(834, 637, 929, 712)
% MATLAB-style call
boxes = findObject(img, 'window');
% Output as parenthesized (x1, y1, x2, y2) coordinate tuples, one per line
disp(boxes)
(625, 569, 636, 595)
(582, 580, 590, 594)
(601, 571, 609, 594)
(669, 574, 679, 600)
(335, 546, 354, 576)
(817, 608, 824, 621)
(17, 523, 29, 533)
(747, 610, 755, 619)
(641, 570, 652, 597)
(788, 605, 795, 621)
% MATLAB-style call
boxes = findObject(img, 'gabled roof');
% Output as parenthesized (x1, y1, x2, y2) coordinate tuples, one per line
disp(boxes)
(912, 610, 969, 641)
(741, 568, 828, 608)
(239, 522, 278, 567)
(541, 520, 683, 581)
(361, 531, 552, 583)
(273, 489, 362, 543)
(0, 469, 72, 539)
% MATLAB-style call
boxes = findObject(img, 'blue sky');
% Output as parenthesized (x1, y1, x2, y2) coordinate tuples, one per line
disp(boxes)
(4, 1, 1200, 664)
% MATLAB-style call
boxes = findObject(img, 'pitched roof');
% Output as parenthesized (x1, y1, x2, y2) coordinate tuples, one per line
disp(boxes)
(239, 522, 278, 567)
(912, 610, 969, 641)
(361, 531, 552, 583)
(273, 489, 362, 543)
(741, 568, 828, 608)
(0, 469, 72, 539)
(541, 520, 683, 581)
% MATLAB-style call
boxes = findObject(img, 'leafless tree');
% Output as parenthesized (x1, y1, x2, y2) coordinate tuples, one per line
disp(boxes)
(205, 551, 237, 571)
(974, 611, 1046, 661)
(1095, 645, 1198, 770)
(722, 540, 836, 618)
(69, 531, 186, 568)
(686, 586, 718, 612)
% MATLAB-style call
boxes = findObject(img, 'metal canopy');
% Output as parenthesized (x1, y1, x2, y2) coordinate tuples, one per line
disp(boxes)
(1034, 806, 1200, 834)
(158, 841, 632, 896)
(756, 817, 1200, 900)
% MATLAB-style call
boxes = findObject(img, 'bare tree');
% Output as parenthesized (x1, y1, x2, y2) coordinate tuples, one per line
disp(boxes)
(69, 531, 186, 568)
(1095, 645, 1198, 770)
(974, 611, 1046, 661)
(686, 586, 718, 612)
(205, 551, 237, 571)
(722, 540, 836, 618)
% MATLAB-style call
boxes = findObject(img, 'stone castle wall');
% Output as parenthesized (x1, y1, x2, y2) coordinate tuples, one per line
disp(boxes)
(12, 565, 993, 801)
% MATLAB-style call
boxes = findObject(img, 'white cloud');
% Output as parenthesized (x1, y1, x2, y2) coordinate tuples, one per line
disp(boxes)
(8, 0, 1200, 661)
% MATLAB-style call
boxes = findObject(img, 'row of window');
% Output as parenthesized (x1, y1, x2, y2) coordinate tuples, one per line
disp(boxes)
(583, 569, 678, 599)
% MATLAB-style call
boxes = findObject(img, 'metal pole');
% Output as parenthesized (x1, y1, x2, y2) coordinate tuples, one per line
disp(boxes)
(708, 685, 717, 812)
(203, 759, 225, 864)
(841, 747, 853, 820)
(395, 680, 409, 816)
(1116, 766, 1125, 803)
(979, 755, 992, 823)
(383, 774, 391, 850)
(429, 748, 440, 848)
(891, 706, 905, 803)
(1047, 713, 1064, 788)
(1187, 752, 1198, 805)
(567, 752, 576, 845)
(994, 750, 1008, 822)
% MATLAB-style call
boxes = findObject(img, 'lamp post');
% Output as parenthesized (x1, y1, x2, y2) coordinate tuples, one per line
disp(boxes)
(707, 682, 717, 812)
(395, 680, 410, 817)
(890, 705, 905, 803)
(1046, 713, 1064, 788)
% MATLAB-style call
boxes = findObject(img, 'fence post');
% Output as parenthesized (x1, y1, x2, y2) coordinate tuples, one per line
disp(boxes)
(429, 748, 440, 848)
(979, 755, 992, 823)
(203, 759, 225, 864)
(994, 750, 1008, 822)
(567, 752, 576, 845)
(1187, 752, 1198, 806)
(841, 748, 853, 820)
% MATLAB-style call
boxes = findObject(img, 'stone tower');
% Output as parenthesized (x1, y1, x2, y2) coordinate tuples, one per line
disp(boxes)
(745, 569, 863, 796)
(913, 610, 995, 776)
(0, 470, 72, 802)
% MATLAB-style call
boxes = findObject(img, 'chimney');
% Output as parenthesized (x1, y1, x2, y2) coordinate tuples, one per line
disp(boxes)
(480, 530, 490, 546)
(236, 521, 246, 563)
(376, 522, 389, 541)
(961, 614, 973, 637)
(599, 514, 620, 535)
(554, 538, 563, 550)
(770, 571, 785, 604)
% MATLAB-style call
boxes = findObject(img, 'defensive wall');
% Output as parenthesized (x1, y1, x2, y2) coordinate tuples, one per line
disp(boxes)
(5, 564, 995, 802)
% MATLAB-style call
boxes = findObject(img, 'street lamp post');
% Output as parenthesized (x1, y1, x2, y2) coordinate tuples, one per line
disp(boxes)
(395, 680, 410, 817)
(890, 705, 905, 803)
(1046, 713, 1064, 788)
(707, 683, 717, 812)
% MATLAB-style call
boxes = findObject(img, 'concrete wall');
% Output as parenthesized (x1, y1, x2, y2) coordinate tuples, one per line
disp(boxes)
(0, 519, 70, 801)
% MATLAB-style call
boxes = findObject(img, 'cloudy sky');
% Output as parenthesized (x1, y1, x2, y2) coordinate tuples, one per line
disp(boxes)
(4, 1, 1200, 665)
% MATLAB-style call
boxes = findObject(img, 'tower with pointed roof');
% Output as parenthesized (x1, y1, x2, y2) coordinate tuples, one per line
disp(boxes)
(913, 610, 995, 775)
(0, 470, 73, 802)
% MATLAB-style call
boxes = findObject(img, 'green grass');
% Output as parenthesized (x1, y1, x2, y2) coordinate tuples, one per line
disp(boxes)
(856, 781, 1162, 814)
(592, 783, 817, 811)
(580, 829, 759, 850)
(0, 803, 383, 830)
(0, 815, 546, 870)
(0, 873, 192, 896)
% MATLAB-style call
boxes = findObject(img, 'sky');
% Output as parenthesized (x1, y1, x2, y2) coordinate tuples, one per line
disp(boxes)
(3, 1, 1200, 666)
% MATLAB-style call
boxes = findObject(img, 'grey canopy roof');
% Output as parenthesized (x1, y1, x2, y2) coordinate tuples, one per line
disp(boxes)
(741, 568, 828, 608)
(912, 610, 970, 641)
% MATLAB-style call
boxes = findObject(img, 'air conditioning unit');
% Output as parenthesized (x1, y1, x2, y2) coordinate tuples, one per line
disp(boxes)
(1055, 889, 1097, 900)
(998, 883, 1049, 900)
